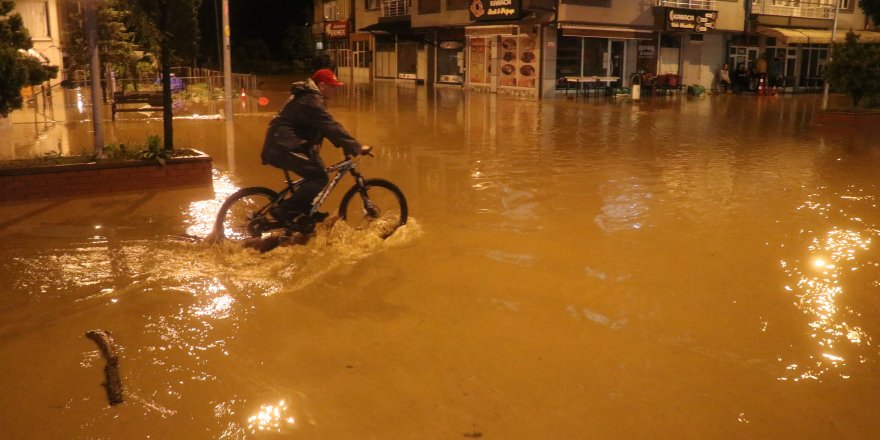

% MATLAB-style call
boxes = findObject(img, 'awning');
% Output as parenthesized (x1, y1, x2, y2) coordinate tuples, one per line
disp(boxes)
(559, 22, 655, 40)
(757, 26, 880, 44)
(465, 25, 519, 37)
(359, 20, 412, 35)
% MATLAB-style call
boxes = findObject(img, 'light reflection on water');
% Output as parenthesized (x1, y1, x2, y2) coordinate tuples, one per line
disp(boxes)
(1, 85, 880, 437)
(778, 188, 878, 381)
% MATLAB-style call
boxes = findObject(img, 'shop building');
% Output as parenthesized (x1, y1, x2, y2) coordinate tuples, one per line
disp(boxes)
(554, 0, 747, 91)
(348, 0, 877, 97)
(313, 0, 373, 83)
(356, 0, 556, 97)
(751, 0, 878, 92)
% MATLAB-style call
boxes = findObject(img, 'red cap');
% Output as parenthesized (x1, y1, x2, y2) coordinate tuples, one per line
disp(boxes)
(311, 69, 344, 87)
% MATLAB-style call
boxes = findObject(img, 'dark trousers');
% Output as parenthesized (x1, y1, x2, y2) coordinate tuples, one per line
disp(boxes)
(263, 149, 329, 214)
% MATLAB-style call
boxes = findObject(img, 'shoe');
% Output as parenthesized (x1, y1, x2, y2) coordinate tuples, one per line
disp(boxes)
(311, 211, 329, 222)
(289, 213, 316, 235)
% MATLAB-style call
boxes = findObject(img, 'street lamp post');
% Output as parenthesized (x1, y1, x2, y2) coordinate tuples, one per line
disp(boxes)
(84, 0, 104, 158)
(822, 0, 842, 110)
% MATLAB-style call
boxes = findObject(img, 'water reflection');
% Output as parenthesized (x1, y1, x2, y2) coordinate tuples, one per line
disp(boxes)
(779, 189, 878, 381)
(247, 399, 295, 434)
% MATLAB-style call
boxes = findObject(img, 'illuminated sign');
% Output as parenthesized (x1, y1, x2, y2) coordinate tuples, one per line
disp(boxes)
(469, 0, 521, 21)
(666, 9, 717, 33)
(324, 20, 349, 39)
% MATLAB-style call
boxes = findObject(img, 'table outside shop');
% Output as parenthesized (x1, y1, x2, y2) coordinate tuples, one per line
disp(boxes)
(564, 76, 621, 98)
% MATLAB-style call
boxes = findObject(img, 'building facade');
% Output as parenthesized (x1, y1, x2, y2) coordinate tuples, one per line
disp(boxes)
(12, 0, 66, 86)
(290, 1, 872, 97)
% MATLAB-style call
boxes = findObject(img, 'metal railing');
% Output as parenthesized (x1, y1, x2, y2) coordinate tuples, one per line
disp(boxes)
(750, 0, 835, 19)
(654, 0, 717, 10)
(380, 0, 409, 17)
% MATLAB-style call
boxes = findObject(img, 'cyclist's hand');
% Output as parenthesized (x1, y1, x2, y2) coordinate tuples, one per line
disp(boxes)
(359, 145, 373, 156)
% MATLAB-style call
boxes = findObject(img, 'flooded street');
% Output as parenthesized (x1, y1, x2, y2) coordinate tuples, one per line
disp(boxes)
(1, 82, 879, 438)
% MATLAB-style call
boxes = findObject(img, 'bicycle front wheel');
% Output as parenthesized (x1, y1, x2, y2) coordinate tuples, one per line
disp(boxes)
(339, 179, 408, 239)
(214, 187, 280, 242)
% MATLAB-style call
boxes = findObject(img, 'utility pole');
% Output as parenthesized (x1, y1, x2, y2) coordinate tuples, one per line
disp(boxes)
(222, 0, 233, 122)
(822, 0, 842, 110)
(84, 0, 104, 158)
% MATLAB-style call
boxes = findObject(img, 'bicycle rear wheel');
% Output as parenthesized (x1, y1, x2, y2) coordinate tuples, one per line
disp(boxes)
(214, 187, 280, 242)
(338, 179, 408, 239)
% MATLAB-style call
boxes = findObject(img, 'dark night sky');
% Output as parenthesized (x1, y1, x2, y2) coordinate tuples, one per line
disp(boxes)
(198, 0, 313, 64)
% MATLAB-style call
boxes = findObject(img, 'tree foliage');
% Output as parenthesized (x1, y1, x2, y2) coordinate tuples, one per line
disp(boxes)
(860, 0, 880, 26)
(283, 24, 314, 61)
(119, 0, 202, 149)
(0, 0, 59, 117)
(64, 0, 139, 75)
(823, 32, 880, 107)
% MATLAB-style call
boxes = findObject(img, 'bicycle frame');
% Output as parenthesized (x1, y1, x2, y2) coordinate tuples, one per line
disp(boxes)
(274, 157, 366, 216)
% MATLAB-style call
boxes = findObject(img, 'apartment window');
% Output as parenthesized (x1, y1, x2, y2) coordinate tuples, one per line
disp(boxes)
(366, 0, 380, 10)
(15, 1, 50, 39)
(324, 1, 339, 20)
(420, 0, 441, 14)
(447, 0, 469, 9)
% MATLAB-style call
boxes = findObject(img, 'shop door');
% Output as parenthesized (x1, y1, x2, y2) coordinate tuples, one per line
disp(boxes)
(608, 40, 626, 87)
(398, 41, 418, 79)
(684, 40, 702, 86)
(417, 46, 427, 82)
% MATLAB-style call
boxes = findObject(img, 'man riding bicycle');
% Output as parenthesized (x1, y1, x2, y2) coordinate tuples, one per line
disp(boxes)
(261, 68, 371, 232)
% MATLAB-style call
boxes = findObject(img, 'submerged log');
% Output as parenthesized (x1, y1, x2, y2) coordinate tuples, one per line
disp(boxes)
(85, 329, 124, 405)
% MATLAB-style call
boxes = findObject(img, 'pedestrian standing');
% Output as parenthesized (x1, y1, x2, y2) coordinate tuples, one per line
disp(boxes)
(718, 64, 732, 93)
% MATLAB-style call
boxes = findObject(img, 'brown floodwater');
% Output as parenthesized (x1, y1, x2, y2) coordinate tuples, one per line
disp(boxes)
(1, 81, 879, 438)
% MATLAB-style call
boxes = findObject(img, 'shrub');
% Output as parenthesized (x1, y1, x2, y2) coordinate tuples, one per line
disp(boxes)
(822, 32, 880, 108)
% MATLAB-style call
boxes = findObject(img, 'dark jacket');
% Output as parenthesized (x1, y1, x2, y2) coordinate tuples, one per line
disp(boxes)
(261, 79, 360, 164)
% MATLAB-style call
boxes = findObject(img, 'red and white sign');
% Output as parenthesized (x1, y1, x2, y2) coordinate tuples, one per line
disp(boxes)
(324, 20, 349, 40)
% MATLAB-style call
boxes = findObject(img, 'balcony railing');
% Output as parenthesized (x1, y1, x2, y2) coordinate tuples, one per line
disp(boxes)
(380, 0, 410, 17)
(654, 0, 717, 10)
(750, 0, 835, 19)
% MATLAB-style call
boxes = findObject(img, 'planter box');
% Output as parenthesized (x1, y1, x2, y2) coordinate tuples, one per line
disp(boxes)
(0, 150, 213, 204)
(814, 110, 880, 126)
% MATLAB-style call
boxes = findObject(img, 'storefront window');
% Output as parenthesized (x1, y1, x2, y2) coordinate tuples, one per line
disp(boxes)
(353, 40, 370, 68)
(498, 36, 537, 88)
(375, 36, 396, 78)
(438, 41, 464, 83)
(799, 46, 827, 88)
(557, 37, 582, 78)
(582, 38, 606, 77)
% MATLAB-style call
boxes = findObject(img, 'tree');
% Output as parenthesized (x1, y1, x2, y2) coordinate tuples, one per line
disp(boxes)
(120, 0, 201, 150)
(64, 0, 139, 79)
(822, 32, 880, 107)
(860, 0, 880, 25)
(282, 24, 314, 61)
(0, 0, 59, 117)
(234, 38, 271, 73)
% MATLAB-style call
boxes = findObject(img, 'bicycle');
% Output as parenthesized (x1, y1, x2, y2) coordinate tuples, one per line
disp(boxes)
(212, 153, 408, 244)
